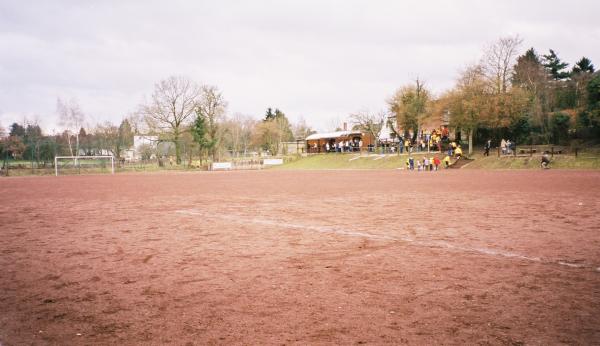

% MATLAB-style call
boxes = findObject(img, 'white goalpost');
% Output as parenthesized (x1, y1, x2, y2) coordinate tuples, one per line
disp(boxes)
(54, 156, 115, 176)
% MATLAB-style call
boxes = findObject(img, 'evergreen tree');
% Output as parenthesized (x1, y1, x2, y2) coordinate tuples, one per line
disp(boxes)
(118, 119, 133, 149)
(523, 48, 541, 64)
(116, 119, 134, 159)
(191, 111, 214, 160)
(259, 107, 294, 153)
(512, 48, 546, 90)
(542, 49, 570, 80)
(23, 124, 43, 161)
(572, 57, 595, 74)
(265, 107, 275, 121)
(9, 123, 26, 137)
(580, 72, 600, 133)
(588, 73, 600, 109)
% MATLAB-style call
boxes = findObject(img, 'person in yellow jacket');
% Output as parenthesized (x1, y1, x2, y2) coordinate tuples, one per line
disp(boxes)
(443, 155, 451, 168)
(455, 146, 463, 158)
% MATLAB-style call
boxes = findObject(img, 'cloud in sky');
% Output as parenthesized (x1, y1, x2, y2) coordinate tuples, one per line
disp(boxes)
(1, 0, 599, 132)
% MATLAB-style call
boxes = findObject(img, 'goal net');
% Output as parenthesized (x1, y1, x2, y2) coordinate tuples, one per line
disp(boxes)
(54, 156, 115, 176)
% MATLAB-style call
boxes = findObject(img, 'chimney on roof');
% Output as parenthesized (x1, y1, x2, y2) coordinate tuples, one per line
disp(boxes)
(343, 122, 347, 131)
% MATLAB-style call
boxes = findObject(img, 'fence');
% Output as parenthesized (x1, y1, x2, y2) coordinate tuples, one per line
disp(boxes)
(493, 144, 599, 158)
(0, 155, 300, 176)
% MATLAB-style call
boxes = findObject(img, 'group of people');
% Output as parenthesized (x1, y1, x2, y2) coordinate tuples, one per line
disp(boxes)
(500, 138, 516, 155)
(446, 141, 463, 158)
(484, 138, 517, 157)
(315, 127, 457, 155)
(404, 154, 455, 171)
(323, 139, 362, 153)
(397, 128, 447, 154)
(402, 135, 464, 171)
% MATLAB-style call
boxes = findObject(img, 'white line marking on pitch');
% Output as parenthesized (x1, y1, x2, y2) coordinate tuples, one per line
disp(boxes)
(175, 209, 595, 271)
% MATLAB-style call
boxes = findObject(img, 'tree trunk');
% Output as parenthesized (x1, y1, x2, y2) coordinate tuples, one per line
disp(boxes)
(174, 129, 181, 164)
(468, 128, 474, 156)
(75, 133, 80, 166)
(67, 134, 73, 157)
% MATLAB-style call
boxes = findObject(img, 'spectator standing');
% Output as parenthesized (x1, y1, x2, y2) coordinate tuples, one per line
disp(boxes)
(484, 139, 491, 156)
(433, 156, 441, 170)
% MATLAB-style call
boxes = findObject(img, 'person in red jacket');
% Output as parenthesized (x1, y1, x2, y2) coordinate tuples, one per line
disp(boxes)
(433, 156, 441, 171)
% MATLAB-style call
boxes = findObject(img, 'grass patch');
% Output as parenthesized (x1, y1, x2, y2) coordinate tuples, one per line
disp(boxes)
(273, 151, 600, 170)
(464, 153, 600, 169)
(273, 152, 444, 170)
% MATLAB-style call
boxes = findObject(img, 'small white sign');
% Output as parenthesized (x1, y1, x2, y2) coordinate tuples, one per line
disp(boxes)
(263, 158, 284, 166)
(212, 162, 232, 170)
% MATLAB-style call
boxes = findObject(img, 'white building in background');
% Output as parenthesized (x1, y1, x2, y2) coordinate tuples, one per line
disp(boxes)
(124, 135, 159, 161)
(378, 118, 397, 144)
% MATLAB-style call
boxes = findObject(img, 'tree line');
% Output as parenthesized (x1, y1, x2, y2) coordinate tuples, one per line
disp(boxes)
(0, 113, 134, 167)
(2, 36, 598, 163)
(140, 76, 314, 164)
(387, 36, 600, 154)
(0, 76, 315, 166)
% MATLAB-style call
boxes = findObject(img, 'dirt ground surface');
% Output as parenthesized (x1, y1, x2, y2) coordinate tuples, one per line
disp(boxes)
(1, 169, 600, 345)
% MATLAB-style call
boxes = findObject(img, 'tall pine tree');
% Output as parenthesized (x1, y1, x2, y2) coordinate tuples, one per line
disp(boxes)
(572, 57, 595, 74)
(542, 49, 570, 80)
(191, 110, 214, 161)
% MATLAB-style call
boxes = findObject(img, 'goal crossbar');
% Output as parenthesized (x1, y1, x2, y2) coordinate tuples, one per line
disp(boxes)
(54, 156, 115, 176)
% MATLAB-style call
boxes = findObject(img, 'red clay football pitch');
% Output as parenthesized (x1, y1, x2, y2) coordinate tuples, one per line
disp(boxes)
(1, 169, 599, 345)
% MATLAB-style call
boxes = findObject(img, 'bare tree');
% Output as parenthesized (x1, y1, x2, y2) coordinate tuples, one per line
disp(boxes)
(350, 110, 385, 145)
(142, 76, 201, 164)
(137, 143, 156, 161)
(222, 113, 257, 157)
(482, 35, 523, 94)
(196, 85, 227, 160)
(292, 116, 315, 139)
(93, 122, 119, 156)
(326, 116, 343, 131)
(126, 112, 147, 135)
(57, 97, 85, 159)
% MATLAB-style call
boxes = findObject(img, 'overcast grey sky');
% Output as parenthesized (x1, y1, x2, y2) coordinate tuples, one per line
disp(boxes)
(1, 0, 599, 133)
